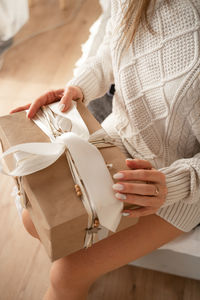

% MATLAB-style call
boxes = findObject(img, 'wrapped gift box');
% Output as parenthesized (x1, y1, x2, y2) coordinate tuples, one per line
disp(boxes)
(0, 101, 138, 261)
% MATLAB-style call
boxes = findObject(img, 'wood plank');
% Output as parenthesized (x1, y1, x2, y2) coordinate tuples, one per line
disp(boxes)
(88, 265, 200, 300)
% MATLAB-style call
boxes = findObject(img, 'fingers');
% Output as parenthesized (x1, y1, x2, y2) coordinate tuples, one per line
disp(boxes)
(59, 86, 84, 112)
(10, 103, 31, 114)
(122, 207, 158, 218)
(115, 192, 165, 207)
(27, 97, 45, 119)
(10, 86, 82, 119)
(113, 159, 167, 218)
(113, 182, 159, 196)
(113, 168, 166, 184)
(58, 89, 73, 112)
(126, 158, 153, 169)
(122, 158, 166, 184)
(27, 89, 64, 119)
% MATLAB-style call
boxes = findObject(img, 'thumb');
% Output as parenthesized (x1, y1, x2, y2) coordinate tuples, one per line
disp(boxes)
(126, 158, 153, 169)
(58, 86, 83, 112)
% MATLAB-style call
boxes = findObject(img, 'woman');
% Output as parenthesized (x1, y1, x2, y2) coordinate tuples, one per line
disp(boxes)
(11, 0, 200, 299)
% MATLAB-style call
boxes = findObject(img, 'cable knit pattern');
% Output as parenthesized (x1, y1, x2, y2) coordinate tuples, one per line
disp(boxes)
(67, 0, 200, 232)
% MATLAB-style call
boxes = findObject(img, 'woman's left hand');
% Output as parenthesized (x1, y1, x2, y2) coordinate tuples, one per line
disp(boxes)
(112, 159, 168, 217)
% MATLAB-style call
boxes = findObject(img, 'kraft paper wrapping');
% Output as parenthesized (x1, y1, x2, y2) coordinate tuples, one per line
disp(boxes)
(0, 101, 138, 261)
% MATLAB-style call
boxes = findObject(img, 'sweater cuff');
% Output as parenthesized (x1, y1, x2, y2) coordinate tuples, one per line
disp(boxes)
(159, 165, 191, 207)
(66, 68, 100, 106)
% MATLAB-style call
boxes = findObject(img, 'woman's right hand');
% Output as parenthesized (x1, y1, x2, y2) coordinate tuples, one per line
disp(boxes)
(10, 86, 84, 119)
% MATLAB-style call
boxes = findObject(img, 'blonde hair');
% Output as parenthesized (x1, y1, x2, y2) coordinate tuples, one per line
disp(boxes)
(120, 0, 166, 46)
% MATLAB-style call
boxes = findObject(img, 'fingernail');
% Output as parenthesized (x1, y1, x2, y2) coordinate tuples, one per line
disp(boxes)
(115, 193, 126, 200)
(26, 110, 30, 119)
(112, 183, 124, 191)
(58, 103, 65, 112)
(126, 158, 135, 161)
(122, 212, 130, 217)
(113, 172, 124, 179)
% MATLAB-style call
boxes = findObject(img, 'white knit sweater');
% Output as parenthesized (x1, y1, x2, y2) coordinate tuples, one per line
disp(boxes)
(68, 0, 200, 232)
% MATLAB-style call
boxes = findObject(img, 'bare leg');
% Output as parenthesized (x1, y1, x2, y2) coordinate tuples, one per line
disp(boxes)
(22, 209, 40, 240)
(42, 214, 183, 300)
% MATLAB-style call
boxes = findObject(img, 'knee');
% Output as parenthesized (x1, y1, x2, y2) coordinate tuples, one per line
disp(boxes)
(22, 209, 40, 240)
(49, 257, 92, 293)
(50, 259, 77, 291)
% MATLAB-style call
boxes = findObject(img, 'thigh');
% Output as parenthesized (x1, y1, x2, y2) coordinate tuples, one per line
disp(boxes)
(22, 209, 40, 240)
(52, 214, 183, 283)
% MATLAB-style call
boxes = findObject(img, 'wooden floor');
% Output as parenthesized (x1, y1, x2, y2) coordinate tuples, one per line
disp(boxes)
(0, 1, 199, 299)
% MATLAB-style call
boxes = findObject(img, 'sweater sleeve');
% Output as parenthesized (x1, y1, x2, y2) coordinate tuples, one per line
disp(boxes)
(66, 18, 114, 106)
(159, 76, 200, 208)
(159, 152, 200, 208)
